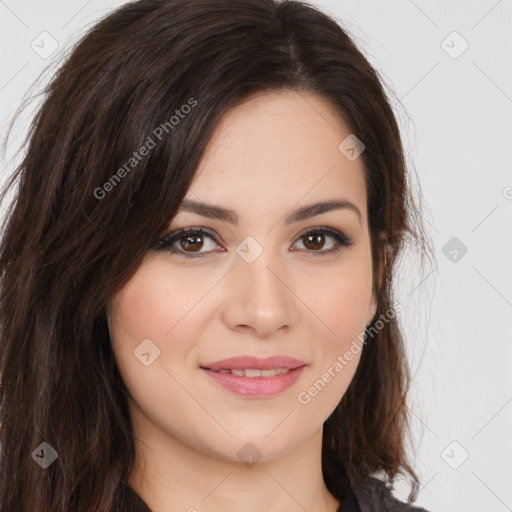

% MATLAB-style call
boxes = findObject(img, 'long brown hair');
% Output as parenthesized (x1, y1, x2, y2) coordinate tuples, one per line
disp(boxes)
(0, 0, 434, 510)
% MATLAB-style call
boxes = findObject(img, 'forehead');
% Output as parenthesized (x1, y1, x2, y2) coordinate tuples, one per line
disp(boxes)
(183, 89, 367, 224)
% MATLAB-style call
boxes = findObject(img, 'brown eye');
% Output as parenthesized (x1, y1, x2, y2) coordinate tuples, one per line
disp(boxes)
(153, 227, 222, 257)
(179, 233, 205, 252)
(303, 233, 326, 251)
(293, 227, 354, 256)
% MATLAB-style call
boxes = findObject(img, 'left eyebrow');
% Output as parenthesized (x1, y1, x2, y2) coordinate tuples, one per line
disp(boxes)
(177, 198, 362, 226)
(283, 199, 362, 226)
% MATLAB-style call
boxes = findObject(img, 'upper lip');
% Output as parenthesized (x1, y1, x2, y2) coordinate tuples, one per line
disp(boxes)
(200, 356, 307, 371)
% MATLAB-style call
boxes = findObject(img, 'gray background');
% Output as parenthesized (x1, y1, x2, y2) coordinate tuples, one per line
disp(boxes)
(1, 1, 511, 511)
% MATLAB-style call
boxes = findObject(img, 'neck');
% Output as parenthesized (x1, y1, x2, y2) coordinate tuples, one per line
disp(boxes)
(127, 398, 340, 512)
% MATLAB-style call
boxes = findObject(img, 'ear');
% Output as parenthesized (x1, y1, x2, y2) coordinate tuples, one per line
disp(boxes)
(366, 242, 388, 326)
(366, 291, 378, 326)
(105, 306, 112, 331)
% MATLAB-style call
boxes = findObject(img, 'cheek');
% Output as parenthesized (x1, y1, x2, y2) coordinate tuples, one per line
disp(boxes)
(296, 266, 371, 414)
(302, 261, 373, 344)
(107, 260, 194, 372)
(109, 275, 169, 348)
(109, 258, 211, 343)
(107, 256, 229, 400)
(106, 262, 211, 428)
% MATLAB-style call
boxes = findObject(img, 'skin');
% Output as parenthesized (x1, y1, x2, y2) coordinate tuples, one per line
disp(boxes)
(107, 89, 378, 512)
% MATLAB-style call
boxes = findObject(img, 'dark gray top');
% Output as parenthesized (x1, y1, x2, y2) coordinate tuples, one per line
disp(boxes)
(123, 476, 432, 511)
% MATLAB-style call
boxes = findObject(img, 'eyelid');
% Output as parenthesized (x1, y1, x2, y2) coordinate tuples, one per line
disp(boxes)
(291, 226, 355, 256)
(295, 226, 353, 244)
(153, 226, 222, 251)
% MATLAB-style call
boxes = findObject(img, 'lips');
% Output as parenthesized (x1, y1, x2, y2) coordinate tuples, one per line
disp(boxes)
(200, 355, 307, 372)
(201, 366, 306, 397)
(213, 368, 291, 377)
(199, 355, 308, 397)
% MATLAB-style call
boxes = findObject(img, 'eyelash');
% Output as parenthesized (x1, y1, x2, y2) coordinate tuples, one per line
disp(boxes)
(153, 226, 354, 258)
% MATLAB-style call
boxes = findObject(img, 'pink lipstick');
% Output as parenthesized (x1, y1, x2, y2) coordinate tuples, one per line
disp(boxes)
(200, 355, 307, 397)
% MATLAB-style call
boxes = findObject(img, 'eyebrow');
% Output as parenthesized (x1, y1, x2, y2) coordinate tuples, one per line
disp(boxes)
(177, 198, 362, 226)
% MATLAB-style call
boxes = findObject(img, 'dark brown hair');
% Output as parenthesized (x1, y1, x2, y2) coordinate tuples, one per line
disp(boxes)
(0, 0, 434, 510)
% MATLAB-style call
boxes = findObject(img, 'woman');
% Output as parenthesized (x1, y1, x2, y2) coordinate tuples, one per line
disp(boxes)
(0, 0, 435, 510)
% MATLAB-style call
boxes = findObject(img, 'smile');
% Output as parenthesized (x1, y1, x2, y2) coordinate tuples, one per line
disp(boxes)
(212, 368, 291, 377)
(200, 366, 306, 397)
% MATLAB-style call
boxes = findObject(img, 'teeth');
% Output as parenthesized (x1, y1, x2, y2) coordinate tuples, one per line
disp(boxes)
(216, 368, 291, 377)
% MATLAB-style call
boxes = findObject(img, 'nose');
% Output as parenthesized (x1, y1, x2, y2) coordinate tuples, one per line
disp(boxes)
(221, 247, 299, 338)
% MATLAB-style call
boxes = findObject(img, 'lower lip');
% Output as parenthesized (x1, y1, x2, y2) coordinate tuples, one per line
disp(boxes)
(201, 366, 307, 397)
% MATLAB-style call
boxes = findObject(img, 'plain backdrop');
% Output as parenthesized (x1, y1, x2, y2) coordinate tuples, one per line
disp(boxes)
(1, 1, 511, 511)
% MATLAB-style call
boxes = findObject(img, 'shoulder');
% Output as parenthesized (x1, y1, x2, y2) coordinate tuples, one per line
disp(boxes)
(352, 476, 433, 512)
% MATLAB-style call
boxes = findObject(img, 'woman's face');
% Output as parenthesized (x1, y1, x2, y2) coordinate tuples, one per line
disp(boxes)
(107, 89, 377, 463)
